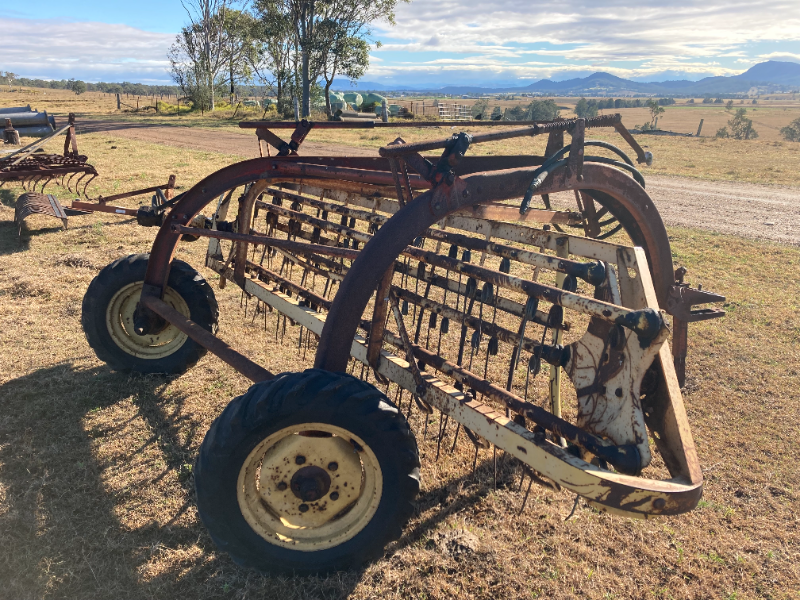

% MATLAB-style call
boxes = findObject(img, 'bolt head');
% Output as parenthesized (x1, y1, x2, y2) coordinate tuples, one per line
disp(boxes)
(299, 503, 309, 513)
(330, 492, 339, 501)
(295, 455, 306, 465)
(277, 481, 288, 491)
(327, 462, 338, 471)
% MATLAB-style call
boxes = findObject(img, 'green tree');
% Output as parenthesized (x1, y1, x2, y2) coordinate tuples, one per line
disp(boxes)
(1, 71, 17, 90)
(780, 117, 800, 142)
(574, 97, 597, 118)
(222, 10, 258, 105)
(315, 21, 370, 116)
(645, 98, 665, 127)
(251, 0, 297, 117)
(169, 0, 239, 112)
(727, 108, 758, 140)
(471, 98, 489, 119)
(725, 100, 733, 110)
(70, 79, 87, 95)
(526, 98, 559, 121)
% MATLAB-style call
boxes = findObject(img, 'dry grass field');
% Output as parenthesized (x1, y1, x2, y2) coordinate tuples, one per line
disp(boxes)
(0, 104, 799, 599)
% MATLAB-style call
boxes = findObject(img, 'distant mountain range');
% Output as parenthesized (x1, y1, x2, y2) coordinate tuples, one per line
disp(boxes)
(343, 61, 800, 96)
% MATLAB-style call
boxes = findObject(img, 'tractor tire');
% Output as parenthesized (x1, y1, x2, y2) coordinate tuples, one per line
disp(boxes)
(82, 253, 218, 375)
(195, 369, 420, 574)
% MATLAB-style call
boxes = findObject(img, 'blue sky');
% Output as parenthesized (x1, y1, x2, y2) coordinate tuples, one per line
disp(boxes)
(1, 1, 799, 87)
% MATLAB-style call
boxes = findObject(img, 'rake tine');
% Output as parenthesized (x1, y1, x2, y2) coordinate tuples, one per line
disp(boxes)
(82, 174, 97, 198)
(472, 445, 479, 477)
(518, 477, 534, 515)
(565, 495, 581, 521)
(73, 172, 89, 195)
(67, 171, 81, 192)
(493, 445, 497, 490)
(435, 414, 449, 461)
(40, 176, 54, 194)
(451, 423, 461, 453)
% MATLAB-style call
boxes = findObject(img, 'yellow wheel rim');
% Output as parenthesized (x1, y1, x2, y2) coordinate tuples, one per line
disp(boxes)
(105, 282, 190, 360)
(237, 423, 383, 551)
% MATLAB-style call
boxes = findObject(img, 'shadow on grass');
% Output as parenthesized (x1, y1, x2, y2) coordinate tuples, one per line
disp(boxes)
(0, 363, 367, 599)
(0, 187, 16, 207)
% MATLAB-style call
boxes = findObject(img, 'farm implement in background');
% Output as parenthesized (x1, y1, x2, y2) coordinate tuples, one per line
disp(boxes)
(3, 112, 179, 233)
(81, 114, 724, 574)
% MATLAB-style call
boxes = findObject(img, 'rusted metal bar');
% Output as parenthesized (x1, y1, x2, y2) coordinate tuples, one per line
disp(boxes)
(393, 260, 557, 329)
(141, 296, 273, 383)
(392, 286, 543, 354)
(239, 117, 621, 131)
(378, 115, 622, 158)
(171, 225, 360, 259)
(387, 335, 640, 474)
(422, 228, 606, 285)
(403, 245, 662, 339)
(256, 198, 602, 294)
(94, 179, 176, 204)
(272, 161, 430, 190)
(367, 268, 394, 368)
(71, 200, 138, 216)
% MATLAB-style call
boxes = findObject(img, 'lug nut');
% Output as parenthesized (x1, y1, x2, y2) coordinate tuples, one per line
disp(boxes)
(330, 492, 339, 501)
(327, 462, 338, 471)
(295, 455, 306, 465)
(277, 481, 287, 491)
(299, 503, 309, 512)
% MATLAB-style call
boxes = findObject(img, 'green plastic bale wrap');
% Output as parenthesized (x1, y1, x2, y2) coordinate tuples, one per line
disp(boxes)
(343, 92, 363, 108)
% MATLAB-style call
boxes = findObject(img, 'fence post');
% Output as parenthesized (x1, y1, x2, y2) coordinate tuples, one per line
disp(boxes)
(381, 100, 388, 123)
(696, 118, 704, 137)
(116, 93, 120, 110)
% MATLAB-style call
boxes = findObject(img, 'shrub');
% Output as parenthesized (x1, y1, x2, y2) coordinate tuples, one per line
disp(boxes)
(728, 108, 758, 140)
(575, 97, 598, 118)
(716, 127, 730, 138)
(780, 117, 800, 142)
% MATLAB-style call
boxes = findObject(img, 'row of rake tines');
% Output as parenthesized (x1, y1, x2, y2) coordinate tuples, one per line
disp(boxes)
(230, 189, 586, 518)
(2, 159, 97, 199)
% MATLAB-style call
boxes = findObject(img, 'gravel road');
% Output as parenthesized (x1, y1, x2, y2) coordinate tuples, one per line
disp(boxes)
(80, 120, 800, 245)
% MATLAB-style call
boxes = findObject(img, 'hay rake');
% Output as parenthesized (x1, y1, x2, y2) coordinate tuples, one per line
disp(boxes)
(1, 113, 98, 198)
(82, 115, 724, 574)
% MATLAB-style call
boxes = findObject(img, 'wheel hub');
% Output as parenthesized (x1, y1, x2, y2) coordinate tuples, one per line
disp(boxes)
(290, 465, 331, 502)
(238, 423, 383, 550)
(106, 282, 190, 359)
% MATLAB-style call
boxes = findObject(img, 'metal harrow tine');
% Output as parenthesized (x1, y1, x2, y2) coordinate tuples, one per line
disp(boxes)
(82, 174, 97, 198)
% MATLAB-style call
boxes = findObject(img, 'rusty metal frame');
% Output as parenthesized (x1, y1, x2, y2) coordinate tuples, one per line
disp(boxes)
(125, 116, 715, 517)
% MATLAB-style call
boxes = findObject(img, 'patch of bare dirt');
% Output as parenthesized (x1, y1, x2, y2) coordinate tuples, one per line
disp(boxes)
(647, 175, 800, 246)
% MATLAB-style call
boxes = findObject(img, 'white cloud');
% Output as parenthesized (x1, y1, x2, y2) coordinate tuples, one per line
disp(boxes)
(757, 52, 800, 62)
(0, 17, 175, 82)
(369, 0, 800, 80)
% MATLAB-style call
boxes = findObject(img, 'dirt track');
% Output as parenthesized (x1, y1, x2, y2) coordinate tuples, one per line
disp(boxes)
(80, 120, 800, 245)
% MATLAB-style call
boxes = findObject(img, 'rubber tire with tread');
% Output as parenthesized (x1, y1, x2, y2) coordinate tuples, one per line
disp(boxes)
(195, 369, 420, 574)
(82, 253, 218, 374)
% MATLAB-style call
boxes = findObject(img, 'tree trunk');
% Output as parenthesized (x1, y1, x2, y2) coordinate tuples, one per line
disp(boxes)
(230, 59, 235, 106)
(302, 50, 310, 118)
(324, 78, 332, 117)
